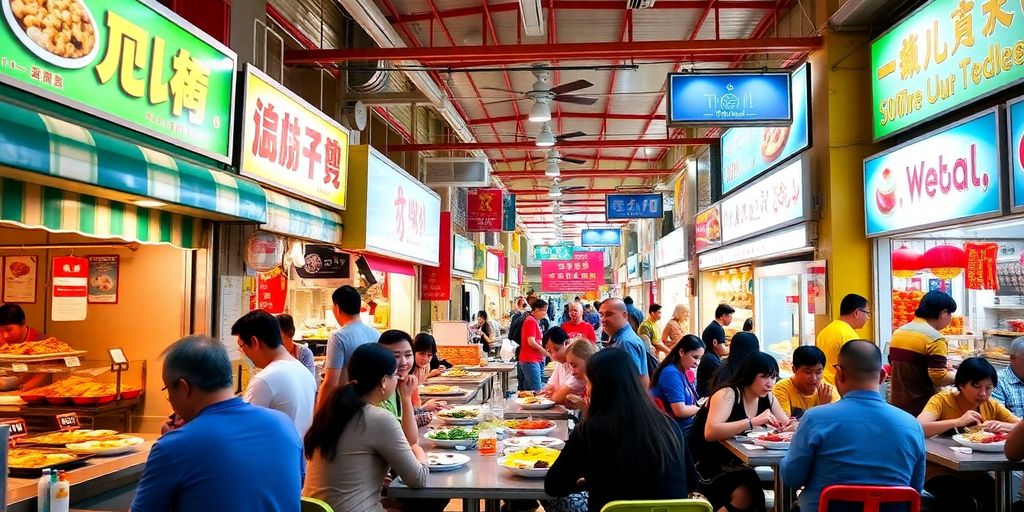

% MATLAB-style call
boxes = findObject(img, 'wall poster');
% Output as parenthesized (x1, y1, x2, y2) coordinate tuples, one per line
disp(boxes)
(87, 255, 119, 304)
(2, 256, 37, 303)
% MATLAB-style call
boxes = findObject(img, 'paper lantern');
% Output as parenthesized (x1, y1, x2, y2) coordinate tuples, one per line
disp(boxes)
(923, 244, 967, 279)
(891, 245, 924, 278)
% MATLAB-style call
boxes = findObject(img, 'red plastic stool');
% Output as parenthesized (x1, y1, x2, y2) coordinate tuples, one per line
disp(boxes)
(818, 485, 920, 512)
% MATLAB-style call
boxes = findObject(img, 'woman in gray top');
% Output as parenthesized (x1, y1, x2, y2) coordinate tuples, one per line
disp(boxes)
(302, 343, 428, 511)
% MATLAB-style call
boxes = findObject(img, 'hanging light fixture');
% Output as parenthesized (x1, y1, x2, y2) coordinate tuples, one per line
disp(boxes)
(545, 161, 560, 178)
(891, 245, 924, 278)
(923, 244, 967, 279)
(536, 122, 556, 147)
(528, 100, 552, 123)
(548, 184, 562, 197)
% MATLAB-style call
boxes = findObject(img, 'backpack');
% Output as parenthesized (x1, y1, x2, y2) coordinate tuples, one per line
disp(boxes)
(507, 312, 527, 358)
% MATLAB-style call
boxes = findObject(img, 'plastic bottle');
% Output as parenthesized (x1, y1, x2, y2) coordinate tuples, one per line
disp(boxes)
(49, 471, 69, 512)
(36, 468, 51, 512)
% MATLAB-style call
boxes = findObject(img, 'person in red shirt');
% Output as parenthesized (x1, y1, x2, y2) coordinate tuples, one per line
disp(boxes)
(0, 304, 43, 345)
(561, 302, 597, 343)
(518, 299, 549, 392)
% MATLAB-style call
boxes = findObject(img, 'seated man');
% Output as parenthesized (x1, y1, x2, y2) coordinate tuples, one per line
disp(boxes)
(773, 346, 840, 419)
(131, 335, 304, 512)
(781, 340, 925, 512)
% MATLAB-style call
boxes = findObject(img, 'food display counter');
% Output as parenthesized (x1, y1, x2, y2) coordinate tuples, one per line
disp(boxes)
(6, 434, 156, 512)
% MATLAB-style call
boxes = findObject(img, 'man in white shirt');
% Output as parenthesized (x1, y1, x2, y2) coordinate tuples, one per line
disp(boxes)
(540, 327, 584, 405)
(232, 310, 316, 436)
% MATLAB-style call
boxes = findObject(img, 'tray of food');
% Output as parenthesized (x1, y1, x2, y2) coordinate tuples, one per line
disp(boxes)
(499, 446, 560, 478)
(513, 395, 556, 410)
(424, 428, 478, 448)
(953, 431, 1009, 452)
(20, 429, 125, 447)
(441, 368, 483, 378)
(8, 447, 92, 478)
(20, 376, 142, 406)
(437, 406, 481, 426)
(418, 384, 467, 397)
(502, 419, 557, 437)
(752, 431, 793, 450)
(66, 436, 145, 456)
(0, 338, 85, 362)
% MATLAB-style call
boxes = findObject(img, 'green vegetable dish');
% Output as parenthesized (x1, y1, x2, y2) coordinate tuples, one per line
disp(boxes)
(428, 428, 479, 441)
(438, 410, 478, 419)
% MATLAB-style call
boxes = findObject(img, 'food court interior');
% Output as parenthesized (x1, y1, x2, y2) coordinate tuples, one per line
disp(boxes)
(1, 0, 1024, 511)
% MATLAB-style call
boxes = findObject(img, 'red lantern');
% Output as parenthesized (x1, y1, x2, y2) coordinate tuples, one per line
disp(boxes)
(891, 245, 924, 278)
(923, 244, 967, 279)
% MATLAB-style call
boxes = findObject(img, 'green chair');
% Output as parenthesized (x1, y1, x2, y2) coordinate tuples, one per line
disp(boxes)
(301, 497, 334, 512)
(601, 498, 713, 512)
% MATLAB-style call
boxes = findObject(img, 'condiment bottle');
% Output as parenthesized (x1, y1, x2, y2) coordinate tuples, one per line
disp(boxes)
(36, 468, 51, 512)
(49, 471, 69, 512)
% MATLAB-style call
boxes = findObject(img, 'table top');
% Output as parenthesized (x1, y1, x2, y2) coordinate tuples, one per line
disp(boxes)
(427, 372, 494, 387)
(463, 362, 517, 373)
(925, 437, 1024, 472)
(388, 420, 571, 500)
(721, 437, 787, 467)
(422, 387, 480, 405)
(504, 401, 571, 420)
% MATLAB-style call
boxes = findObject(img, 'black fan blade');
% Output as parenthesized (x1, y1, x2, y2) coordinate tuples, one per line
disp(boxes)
(483, 99, 519, 106)
(549, 79, 593, 95)
(553, 94, 598, 106)
(562, 186, 588, 191)
(560, 157, 587, 165)
(556, 131, 586, 141)
(481, 86, 521, 93)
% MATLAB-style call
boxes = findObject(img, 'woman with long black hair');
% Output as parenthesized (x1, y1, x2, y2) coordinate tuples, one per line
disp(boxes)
(651, 334, 705, 437)
(690, 352, 795, 512)
(711, 331, 760, 392)
(302, 343, 427, 512)
(545, 348, 695, 511)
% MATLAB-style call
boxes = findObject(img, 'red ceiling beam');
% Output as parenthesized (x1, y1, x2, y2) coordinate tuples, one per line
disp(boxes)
(495, 169, 675, 178)
(392, 137, 714, 151)
(513, 189, 627, 195)
(283, 37, 822, 65)
(493, 155, 660, 164)
(466, 111, 668, 125)
(385, 1, 777, 23)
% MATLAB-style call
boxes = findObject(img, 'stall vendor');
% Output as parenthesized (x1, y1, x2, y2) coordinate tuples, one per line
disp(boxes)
(0, 304, 43, 345)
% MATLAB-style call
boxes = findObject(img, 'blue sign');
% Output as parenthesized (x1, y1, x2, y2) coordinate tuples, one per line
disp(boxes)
(667, 72, 791, 126)
(606, 194, 664, 220)
(1010, 98, 1024, 211)
(720, 64, 810, 195)
(581, 229, 622, 247)
(863, 110, 1001, 237)
(502, 193, 516, 231)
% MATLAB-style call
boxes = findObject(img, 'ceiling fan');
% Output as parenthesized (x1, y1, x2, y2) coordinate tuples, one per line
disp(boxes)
(533, 149, 588, 178)
(548, 177, 586, 198)
(483, 64, 598, 122)
(534, 122, 587, 147)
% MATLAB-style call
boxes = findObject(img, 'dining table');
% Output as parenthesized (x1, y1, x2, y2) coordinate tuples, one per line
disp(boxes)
(504, 400, 571, 420)
(462, 361, 517, 397)
(721, 437, 796, 512)
(387, 420, 572, 512)
(427, 372, 495, 402)
(925, 436, 1024, 512)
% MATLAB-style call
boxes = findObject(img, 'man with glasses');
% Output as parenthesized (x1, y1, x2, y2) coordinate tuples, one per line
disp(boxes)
(816, 293, 870, 385)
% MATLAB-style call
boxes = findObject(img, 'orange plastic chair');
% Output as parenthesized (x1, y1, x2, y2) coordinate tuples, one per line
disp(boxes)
(818, 485, 920, 512)
(601, 498, 713, 512)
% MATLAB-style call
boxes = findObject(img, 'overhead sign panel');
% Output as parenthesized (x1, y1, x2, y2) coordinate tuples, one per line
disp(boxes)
(606, 193, 664, 219)
(863, 110, 1001, 236)
(581, 228, 622, 247)
(667, 72, 792, 126)
(870, 0, 1024, 140)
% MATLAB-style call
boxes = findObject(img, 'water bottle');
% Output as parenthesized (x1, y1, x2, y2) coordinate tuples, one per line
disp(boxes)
(37, 469, 51, 512)
(49, 471, 70, 512)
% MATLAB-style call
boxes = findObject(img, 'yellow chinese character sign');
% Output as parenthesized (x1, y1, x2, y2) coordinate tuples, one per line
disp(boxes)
(871, 0, 1024, 140)
(240, 66, 350, 210)
(0, 0, 236, 162)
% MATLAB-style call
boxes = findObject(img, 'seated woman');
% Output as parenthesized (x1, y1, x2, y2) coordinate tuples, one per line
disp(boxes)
(303, 343, 428, 512)
(650, 334, 705, 438)
(545, 349, 695, 511)
(475, 310, 494, 354)
(412, 333, 452, 381)
(690, 352, 795, 512)
(916, 356, 1018, 512)
(380, 330, 436, 429)
(564, 338, 598, 411)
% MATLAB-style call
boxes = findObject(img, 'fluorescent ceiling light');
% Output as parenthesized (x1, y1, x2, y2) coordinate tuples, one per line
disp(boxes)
(528, 101, 551, 123)
(536, 123, 555, 147)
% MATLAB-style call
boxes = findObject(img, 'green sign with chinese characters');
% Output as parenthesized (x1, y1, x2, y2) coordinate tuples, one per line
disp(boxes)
(534, 243, 574, 261)
(871, 0, 1024, 140)
(0, 0, 237, 162)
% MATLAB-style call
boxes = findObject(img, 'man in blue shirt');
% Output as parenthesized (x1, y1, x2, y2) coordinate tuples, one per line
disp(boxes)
(600, 298, 649, 387)
(584, 303, 601, 332)
(132, 335, 303, 512)
(623, 296, 644, 332)
(781, 340, 925, 512)
(318, 285, 380, 408)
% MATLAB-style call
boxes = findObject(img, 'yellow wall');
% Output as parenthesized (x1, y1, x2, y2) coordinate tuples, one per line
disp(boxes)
(811, 31, 879, 340)
(0, 226, 191, 432)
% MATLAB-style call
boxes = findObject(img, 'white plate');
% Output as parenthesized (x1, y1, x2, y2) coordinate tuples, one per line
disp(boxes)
(953, 434, 1006, 452)
(420, 387, 468, 397)
(505, 425, 557, 437)
(427, 452, 470, 471)
(425, 431, 478, 449)
(502, 436, 565, 451)
(514, 398, 556, 410)
(438, 416, 480, 426)
(752, 438, 790, 450)
(66, 436, 144, 456)
(1, 1, 99, 69)
(498, 457, 549, 478)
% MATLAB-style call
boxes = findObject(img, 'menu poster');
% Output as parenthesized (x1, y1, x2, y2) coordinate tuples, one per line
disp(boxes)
(250, 267, 287, 314)
(52, 256, 88, 322)
(965, 242, 999, 291)
(806, 261, 827, 315)
(87, 255, 119, 304)
(2, 256, 37, 303)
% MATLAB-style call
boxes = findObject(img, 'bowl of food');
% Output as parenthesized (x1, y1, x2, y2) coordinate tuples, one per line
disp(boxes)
(514, 396, 556, 410)
(499, 446, 560, 478)
(502, 419, 557, 437)
(953, 432, 1008, 452)
(3, 0, 99, 69)
(437, 407, 481, 426)
(424, 427, 479, 449)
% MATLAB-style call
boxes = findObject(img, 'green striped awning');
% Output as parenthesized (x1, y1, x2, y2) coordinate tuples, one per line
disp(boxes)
(263, 190, 343, 244)
(0, 178, 204, 249)
(0, 100, 266, 223)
